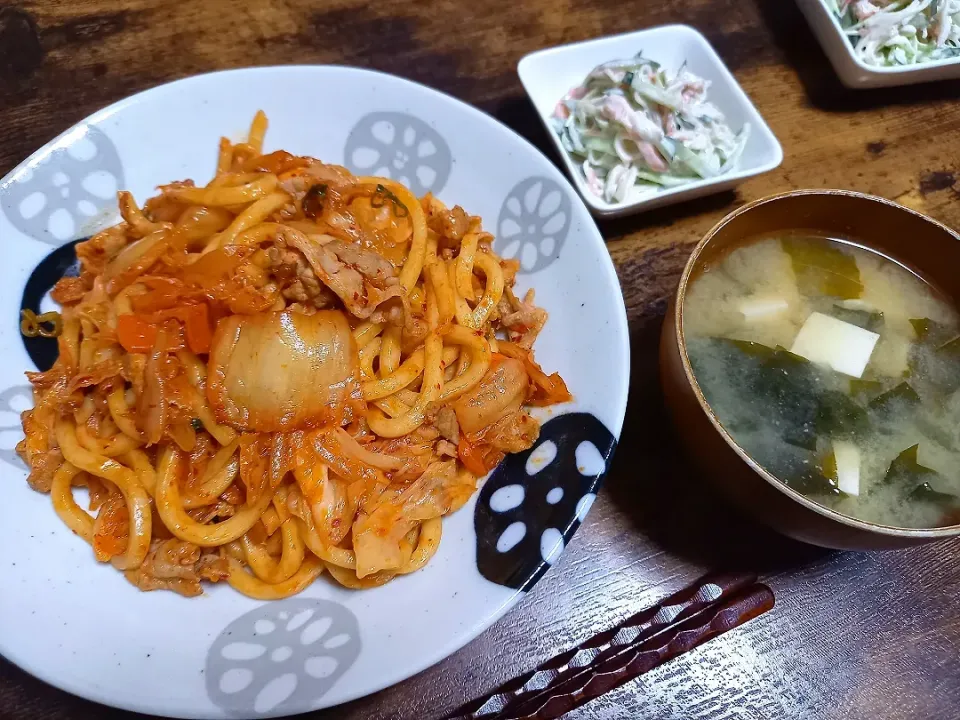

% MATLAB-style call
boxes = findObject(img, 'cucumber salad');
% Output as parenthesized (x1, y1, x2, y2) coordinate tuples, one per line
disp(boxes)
(827, 0, 960, 66)
(552, 54, 749, 204)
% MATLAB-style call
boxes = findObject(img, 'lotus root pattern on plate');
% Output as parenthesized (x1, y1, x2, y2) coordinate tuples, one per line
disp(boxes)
(20, 239, 84, 373)
(474, 412, 616, 590)
(494, 176, 572, 274)
(206, 598, 361, 717)
(0, 386, 32, 470)
(0, 126, 123, 245)
(344, 112, 452, 196)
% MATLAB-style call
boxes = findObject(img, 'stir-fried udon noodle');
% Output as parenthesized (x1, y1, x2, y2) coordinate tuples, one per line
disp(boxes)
(16, 112, 570, 599)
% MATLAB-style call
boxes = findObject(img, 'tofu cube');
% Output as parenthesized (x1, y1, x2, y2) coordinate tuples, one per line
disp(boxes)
(838, 299, 878, 312)
(790, 312, 879, 378)
(833, 441, 860, 496)
(739, 296, 789, 322)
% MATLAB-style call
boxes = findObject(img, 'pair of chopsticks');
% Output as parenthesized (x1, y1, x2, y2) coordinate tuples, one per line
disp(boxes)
(447, 573, 773, 720)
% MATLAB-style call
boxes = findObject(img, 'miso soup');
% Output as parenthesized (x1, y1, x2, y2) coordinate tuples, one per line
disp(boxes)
(683, 233, 960, 529)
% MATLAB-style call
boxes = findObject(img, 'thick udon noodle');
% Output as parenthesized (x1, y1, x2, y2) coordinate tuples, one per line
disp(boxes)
(17, 112, 570, 598)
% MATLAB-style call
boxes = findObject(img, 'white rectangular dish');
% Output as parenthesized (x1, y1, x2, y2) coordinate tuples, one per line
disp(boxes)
(796, 0, 960, 88)
(517, 24, 783, 218)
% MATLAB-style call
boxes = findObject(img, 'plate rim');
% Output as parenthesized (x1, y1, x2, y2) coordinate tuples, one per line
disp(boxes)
(0, 64, 631, 718)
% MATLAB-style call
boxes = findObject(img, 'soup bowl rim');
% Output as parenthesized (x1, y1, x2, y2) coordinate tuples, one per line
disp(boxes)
(674, 187, 960, 538)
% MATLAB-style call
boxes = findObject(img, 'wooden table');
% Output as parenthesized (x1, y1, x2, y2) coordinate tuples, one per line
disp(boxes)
(2, 1, 960, 718)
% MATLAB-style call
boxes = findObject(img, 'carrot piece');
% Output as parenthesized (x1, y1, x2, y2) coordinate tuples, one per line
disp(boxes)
(178, 304, 212, 354)
(458, 437, 490, 477)
(116, 314, 158, 353)
(143, 303, 212, 354)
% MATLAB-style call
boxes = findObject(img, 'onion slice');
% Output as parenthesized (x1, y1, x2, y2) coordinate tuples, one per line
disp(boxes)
(207, 310, 363, 432)
(334, 427, 404, 471)
(453, 357, 529, 435)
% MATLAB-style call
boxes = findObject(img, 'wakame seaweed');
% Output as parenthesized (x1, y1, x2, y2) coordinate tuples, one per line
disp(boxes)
(850, 378, 883, 397)
(868, 381, 920, 413)
(885, 445, 959, 511)
(831, 304, 883, 332)
(909, 482, 958, 507)
(783, 237, 863, 300)
(907, 320, 960, 394)
(882, 444, 931, 486)
(692, 338, 825, 451)
(784, 469, 842, 498)
(910, 317, 955, 346)
(816, 390, 868, 438)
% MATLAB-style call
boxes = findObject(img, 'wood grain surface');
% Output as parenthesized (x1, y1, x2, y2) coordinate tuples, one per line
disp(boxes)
(2, 1, 960, 719)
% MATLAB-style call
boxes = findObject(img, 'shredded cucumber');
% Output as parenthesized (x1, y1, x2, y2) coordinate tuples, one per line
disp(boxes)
(552, 53, 749, 204)
(832, 0, 960, 67)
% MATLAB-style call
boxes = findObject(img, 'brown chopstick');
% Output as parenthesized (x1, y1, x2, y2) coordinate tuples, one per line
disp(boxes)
(504, 584, 774, 719)
(447, 572, 763, 720)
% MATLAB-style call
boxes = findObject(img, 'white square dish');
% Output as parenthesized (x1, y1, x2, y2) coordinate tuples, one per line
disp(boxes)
(796, 0, 960, 88)
(517, 24, 783, 218)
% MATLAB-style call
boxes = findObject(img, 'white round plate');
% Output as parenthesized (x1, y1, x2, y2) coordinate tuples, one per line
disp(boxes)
(0, 66, 629, 718)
